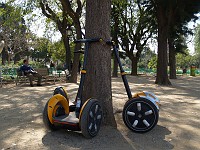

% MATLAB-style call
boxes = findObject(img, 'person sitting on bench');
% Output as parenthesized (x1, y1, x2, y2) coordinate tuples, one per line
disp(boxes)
(20, 59, 42, 87)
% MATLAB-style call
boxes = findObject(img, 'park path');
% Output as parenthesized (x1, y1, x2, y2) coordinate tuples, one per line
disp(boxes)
(0, 75, 200, 150)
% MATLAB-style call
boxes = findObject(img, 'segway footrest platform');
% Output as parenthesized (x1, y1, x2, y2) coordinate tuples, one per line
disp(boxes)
(53, 114, 80, 131)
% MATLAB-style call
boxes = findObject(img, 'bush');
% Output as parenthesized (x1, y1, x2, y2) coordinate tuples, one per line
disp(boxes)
(16, 60, 46, 68)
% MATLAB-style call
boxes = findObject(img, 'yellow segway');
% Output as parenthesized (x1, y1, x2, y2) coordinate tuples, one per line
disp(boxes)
(43, 39, 103, 138)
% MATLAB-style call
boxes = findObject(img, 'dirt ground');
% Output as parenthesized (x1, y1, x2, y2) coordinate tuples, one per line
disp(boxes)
(0, 75, 200, 150)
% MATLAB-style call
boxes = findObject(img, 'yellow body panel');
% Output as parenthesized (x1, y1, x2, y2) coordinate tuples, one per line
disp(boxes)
(133, 92, 146, 98)
(81, 70, 87, 74)
(121, 72, 126, 76)
(47, 94, 69, 124)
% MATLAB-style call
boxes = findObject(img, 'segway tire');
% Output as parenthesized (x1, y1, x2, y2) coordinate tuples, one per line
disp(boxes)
(53, 87, 68, 100)
(53, 87, 69, 116)
(80, 99, 102, 138)
(123, 97, 159, 133)
(43, 100, 59, 131)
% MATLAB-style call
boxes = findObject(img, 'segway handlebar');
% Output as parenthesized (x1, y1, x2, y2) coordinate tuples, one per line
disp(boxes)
(106, 40, 132, 100)
(74, 38, 102, 43)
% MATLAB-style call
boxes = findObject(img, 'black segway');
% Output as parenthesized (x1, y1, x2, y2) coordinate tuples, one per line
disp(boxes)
(108, 41, 160, 133)
(43, 38, 103, 138)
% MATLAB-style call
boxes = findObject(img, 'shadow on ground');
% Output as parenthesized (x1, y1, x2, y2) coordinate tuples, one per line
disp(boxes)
(0, 76, 200, 149)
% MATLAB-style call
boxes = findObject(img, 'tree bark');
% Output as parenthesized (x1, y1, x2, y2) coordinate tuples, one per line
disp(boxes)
(112, 56, 118, 77)
(70, 19, 82, 83)
(168, 36, 177, 79)
(70, 46, 80, 83)
(62, 34, 71, 73)
(155, 5, 171, 85)
(112, 4, 119, 77)
(2, 47, 7, 65)
(131, 57, 138, 76)
(83, 0, 116, 127)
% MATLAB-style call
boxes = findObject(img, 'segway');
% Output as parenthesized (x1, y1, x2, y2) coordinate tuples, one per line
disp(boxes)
(108, 41, 160, 133)
(43, 38, 103, 138)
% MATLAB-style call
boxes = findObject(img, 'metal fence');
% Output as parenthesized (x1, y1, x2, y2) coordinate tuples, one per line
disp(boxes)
(1, 67, 200, 80)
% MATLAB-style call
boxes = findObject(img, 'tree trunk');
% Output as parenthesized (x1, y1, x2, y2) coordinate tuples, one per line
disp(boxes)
(70, 46, 80, 83)
(62, 33, 71, 73)
(112, 56, 118, 77)
(2, 47, 7, 65)
(131, 57, 138, 76)
(14, 51, 20, 64)
(155, 6, 171, 85)
(168, 37, 177, 79)
(8, 53, 11, 65)
(83, 0, 116, 127)
(70, 19, 82, 83)
(112, 4, 119, 77)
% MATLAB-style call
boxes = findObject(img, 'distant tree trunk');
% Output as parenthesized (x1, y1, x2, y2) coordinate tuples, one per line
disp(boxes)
(70, 16, 82, 83)
(155, 5, 171, 85)
(62, 34, 71, 73)
(8, 53, 11, 65)
(168, 36, 177, 79)
(112, 56, 118, 77)
(112, 42, 118, 77)
(131, 57, 138, 76)
(2, 47, 7, 65)
(112, 4, 119, 77)
(14, 50, 21, 64)
(83, 0, 116, 127)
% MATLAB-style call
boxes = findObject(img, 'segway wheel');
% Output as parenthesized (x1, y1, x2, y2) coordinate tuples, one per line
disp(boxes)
(122, 97, 159, 133)
(53, 86, 69, 100)
(53, 87, 69, 116)
(79, 99, 102, 138)
(43, 100, 59, 130)
(43, 95, 69, 131)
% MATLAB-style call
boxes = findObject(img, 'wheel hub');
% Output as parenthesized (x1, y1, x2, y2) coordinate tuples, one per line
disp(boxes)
(138, 114, 142, 118)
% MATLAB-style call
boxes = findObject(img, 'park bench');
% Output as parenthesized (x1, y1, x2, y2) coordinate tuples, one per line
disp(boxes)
(35, 68, 56, 84)
(15, 69, 29, 85)
(15, 68, 56, 86)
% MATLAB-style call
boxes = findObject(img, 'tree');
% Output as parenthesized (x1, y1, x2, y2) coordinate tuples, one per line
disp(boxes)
(83, 0, 116, 126)
(194, 24, 200, 68)
(48, 40, 66, 63)
(176, 50, 195, 69)
(111, 0, 156, 76)
(194, 23, 200, 54)
(111, 1, 120, 77)
(167, 2, 198, 79)
(39, 0, 84, 83)
(0, 3, 29, 65)
(142, 0, 200, 85)
(138, 47, 156, 69)
(31, 37, 52, 63)
(148, 55, 157, 70)
(168, 32, 188, 79)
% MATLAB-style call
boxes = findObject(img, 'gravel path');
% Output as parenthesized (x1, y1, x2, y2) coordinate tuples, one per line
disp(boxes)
(0, 75, 200, 150)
